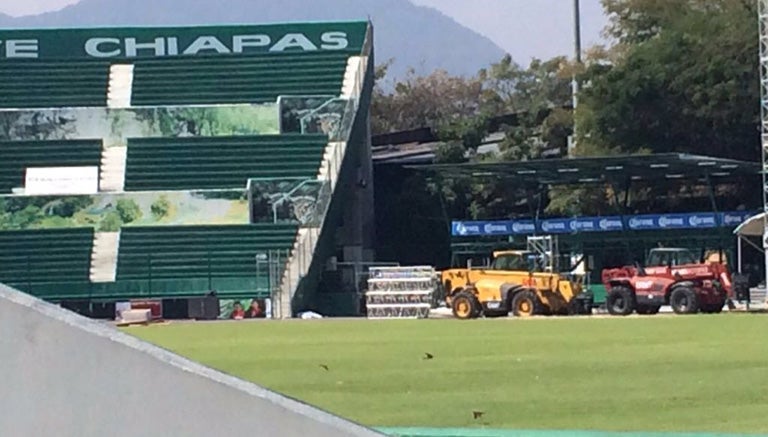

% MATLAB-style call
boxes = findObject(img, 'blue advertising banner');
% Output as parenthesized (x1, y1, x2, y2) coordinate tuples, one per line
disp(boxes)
(627, 213, 719, 231)
(452, 220, 537, 236)
(722, 211, 753, 226)
(451, 211, 756, 237)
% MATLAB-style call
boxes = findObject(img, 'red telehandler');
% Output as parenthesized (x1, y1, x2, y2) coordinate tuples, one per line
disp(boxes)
(602, 248, 732, 316)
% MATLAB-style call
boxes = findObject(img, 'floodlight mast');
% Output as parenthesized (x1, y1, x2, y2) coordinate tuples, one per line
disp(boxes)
(759, 0, 768, 291)
(570, 0, 582, 157)
(572, 0, 582, 108)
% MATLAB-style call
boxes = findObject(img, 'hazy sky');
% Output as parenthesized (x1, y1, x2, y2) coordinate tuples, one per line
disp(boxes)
(410, 0, 608, 61)
(0, 0, 79, 16)
(0, 0, 609, 61)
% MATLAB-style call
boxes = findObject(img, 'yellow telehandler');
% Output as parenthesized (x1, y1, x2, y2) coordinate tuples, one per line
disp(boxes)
(441, 238, 593, 319)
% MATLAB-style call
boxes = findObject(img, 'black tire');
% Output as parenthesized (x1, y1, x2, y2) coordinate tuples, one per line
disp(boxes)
(606, 286, 636, 316)
(670, 287, 700, 315)
(636, 305, 661, 315)
(568, 295, 594, 316)
(451, 291, 481, 320)
(511, 290, 543, 317)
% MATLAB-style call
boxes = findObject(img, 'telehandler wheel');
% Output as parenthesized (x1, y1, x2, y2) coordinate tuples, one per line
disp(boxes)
(636, 305, 661, 315)
(567, 296, 593, 316)
(511, 291, 542, 318)
(606, 286, 636, 316)
(670, 287, 700, 315)
(452, 291, 480, 320)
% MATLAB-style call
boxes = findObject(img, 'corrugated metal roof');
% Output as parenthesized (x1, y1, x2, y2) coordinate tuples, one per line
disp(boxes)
(407, 153, 760, 185)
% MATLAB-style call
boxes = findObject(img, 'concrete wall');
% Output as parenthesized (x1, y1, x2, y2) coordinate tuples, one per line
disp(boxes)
(0, 284, 384, 437)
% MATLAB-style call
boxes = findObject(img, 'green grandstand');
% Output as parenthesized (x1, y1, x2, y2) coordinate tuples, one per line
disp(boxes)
(0, 21, 376, 318)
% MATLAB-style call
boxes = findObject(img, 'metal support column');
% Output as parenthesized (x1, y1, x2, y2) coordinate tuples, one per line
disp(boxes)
(525, 185, 545, 234)
(704, 174, 718, 212)
(609, 177, 633, 262)
(525, 188, 537, 221)
(433, 175, 453, 235)
(738, 236, 743, 274)
(535, 185, 544, 224)
(622, 178, 632, 213)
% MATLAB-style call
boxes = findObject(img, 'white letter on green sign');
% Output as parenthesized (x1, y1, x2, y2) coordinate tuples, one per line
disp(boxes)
(125, 37, 166, 57)
(270, 33, 318, 52)
(85, 38, 121, 57)
(5, 40, 38, 58)
(233, 35, 271, 53)
(183, 36, 231, 55)
(320, 32, 348, 50)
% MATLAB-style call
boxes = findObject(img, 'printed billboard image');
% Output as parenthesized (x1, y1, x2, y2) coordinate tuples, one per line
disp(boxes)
(220, 298, 271, 320)
(279, 95, 344, 138)
(300, 98, 347, 137)
(0, 190, 250, 231)
(0, 176, 331, 231)
(0, 104, 279, 143)
(249, 178, 331, 226)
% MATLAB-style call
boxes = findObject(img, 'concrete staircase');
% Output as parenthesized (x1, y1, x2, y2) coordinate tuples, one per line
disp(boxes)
(340, 56, 362, 98)
(317, 141, 346, 183)
(276, 228, 309, 319)
(277, 139, 349, 319)
(89, 232, 120, 283)
(99, 145, 127, 192)
(276, 54, 369, 319)
(107, 64, 134, 108)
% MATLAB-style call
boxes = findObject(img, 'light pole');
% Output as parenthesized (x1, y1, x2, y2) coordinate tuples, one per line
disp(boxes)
(569, 0, 582, 156)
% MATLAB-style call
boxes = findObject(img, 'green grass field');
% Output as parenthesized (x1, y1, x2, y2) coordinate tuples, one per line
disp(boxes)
(126, 315, 768, 434)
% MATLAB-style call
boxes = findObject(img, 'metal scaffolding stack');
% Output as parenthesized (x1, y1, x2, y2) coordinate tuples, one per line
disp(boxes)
(759, 0, 768, 291)
(365, 266, 435, 319)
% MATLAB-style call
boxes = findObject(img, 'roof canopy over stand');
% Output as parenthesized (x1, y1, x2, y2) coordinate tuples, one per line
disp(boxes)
(734, 213, 766, 238)
(408, 153, 760, 186)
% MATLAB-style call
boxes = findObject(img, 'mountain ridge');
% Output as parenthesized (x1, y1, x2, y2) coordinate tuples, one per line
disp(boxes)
(0, 0, 506, 80)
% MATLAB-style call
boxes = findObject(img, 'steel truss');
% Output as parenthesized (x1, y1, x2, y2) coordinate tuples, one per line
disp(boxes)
(758, 0, 768, 288)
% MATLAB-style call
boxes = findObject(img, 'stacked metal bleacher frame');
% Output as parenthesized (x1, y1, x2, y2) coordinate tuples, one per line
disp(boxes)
(365, 266, 436, 319)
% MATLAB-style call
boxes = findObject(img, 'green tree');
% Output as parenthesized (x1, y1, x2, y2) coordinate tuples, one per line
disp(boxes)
(577, 0, 759, 161)
(433, 142, 468, 164)
(480, 55, 573, 115)
(539, 0, 760, 215)
(371, 67, 486, 134)
(116, 199, 142, 223)
(477, 55, 575, 161)
(379, 54, 578, 220)
(437, 113, 492, 151)
(499, 111, 545, 161)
